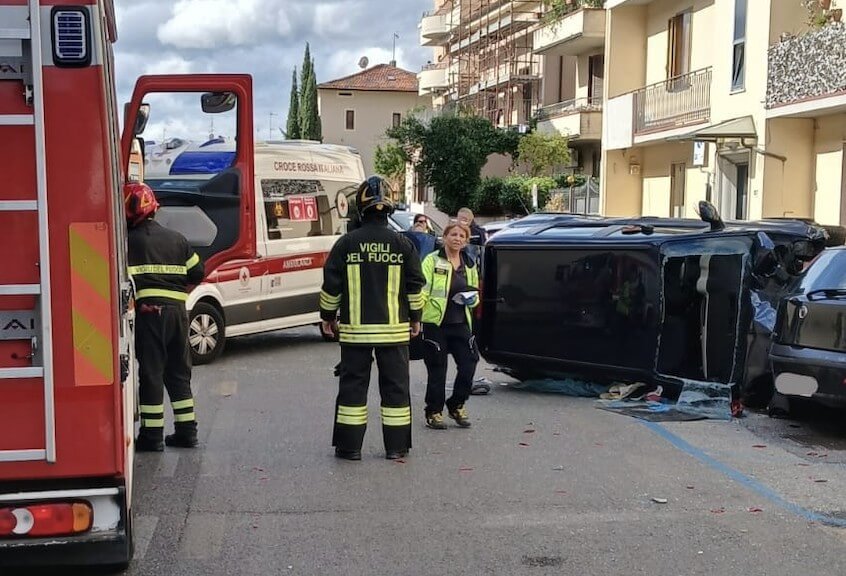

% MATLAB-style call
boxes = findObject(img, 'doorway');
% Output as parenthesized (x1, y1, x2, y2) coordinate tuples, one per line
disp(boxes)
(718, 152, 751, 221)
(735, 162, 749, 220)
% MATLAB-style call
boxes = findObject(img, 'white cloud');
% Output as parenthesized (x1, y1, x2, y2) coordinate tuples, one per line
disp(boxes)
(143, 55, 195, 75)
(157, 0, 293, 49)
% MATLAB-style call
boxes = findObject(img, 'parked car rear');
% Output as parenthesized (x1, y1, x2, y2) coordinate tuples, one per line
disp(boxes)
(770, 247, 846, 407)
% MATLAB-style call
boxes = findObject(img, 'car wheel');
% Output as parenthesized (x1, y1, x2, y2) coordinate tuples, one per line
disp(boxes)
(189, 302, 226, 365)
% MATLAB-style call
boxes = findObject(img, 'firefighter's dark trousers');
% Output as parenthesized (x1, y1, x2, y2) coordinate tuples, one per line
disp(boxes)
(136, 302, 196, 439)
(333, 345, 412, 453)
(422, 323, 479, 415)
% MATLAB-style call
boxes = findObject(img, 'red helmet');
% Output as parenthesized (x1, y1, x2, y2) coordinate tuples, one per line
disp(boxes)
(124, 182, 159, 227)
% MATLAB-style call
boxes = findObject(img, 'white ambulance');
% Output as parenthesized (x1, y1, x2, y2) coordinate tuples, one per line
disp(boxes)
(144, 138, 364, 364)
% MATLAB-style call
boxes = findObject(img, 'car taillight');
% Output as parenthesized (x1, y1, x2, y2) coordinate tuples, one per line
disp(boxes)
(0, 502, 93, 538)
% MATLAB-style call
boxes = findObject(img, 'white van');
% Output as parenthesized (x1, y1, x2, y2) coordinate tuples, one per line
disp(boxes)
(144, 139, 364, 364)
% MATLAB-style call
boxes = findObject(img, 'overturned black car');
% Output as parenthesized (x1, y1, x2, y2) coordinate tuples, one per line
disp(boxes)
(478, 203, 835, 399)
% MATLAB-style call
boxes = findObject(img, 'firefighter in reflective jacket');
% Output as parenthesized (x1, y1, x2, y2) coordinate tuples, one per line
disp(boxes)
(320, 176, 426, 461)
(125, 183, 204, 452)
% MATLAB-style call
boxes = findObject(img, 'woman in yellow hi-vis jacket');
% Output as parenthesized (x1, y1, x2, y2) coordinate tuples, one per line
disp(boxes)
(420, 222, 480, 429)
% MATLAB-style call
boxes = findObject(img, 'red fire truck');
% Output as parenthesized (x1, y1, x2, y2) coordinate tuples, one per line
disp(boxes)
(0, 0, 261, 568)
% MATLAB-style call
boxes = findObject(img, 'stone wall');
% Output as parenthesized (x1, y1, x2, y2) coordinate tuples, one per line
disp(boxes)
(766, 22, 846, 108)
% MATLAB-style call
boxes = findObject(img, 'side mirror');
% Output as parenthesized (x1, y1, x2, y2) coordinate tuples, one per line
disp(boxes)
(123, 102, 150, 136)
(201, 92, 237, 114)
(698, 200, 725, 231)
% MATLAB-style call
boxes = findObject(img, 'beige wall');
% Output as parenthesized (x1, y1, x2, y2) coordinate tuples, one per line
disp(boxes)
(761, 118, 815, 219)
(318, 89, 430, 176)
(643, 0, 714, 86)
(605, 6, 647, 98)
(813, 114, 846, 225)
(603, 149, 643, 216)
(640, 142, 710, 218)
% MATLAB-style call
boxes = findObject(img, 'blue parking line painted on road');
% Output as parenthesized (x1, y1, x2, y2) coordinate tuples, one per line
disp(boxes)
(643, 420, 846, 528)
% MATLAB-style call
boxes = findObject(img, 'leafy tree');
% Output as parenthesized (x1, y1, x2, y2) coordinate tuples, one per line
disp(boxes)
(374, 143, 408, 195)
(299, 45, 322, 141)
(387, 113, 520, 215)
(285, 67, 301, 140)
(517, 131, 571, 177)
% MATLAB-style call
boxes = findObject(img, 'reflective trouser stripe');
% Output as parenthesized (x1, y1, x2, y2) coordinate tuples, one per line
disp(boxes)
(347, 264, 361, 325)
(387, 265, 400, 326)
(140, 403, 165, 429)
(172, 398, 195, 423)
(381, 406, 411, 426)
(336, 405, 367, 426)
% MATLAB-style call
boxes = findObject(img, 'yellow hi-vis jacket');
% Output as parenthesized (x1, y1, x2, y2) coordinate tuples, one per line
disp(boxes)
(421, 249, 480, 327)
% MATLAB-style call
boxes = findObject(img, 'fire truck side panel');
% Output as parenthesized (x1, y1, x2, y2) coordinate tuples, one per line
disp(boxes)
(0, 0, 125, 481)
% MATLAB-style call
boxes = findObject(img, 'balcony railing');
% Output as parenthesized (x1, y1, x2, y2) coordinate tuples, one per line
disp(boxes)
(536, 96, 603, 121)
(634, 67, 711, 135)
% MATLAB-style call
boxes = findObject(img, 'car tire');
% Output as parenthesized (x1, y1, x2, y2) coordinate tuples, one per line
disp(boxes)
(189, 302, 226, 365)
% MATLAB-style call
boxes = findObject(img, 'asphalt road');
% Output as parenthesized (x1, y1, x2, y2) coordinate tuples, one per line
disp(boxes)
(20, 327, 846, 575)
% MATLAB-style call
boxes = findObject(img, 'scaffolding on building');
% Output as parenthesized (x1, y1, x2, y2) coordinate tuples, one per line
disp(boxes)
(440, 0, 542, 129)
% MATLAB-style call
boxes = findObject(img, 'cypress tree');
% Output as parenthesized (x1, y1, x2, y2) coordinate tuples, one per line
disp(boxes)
(299, 47, 322, 142)
(285, 67, 301, 140)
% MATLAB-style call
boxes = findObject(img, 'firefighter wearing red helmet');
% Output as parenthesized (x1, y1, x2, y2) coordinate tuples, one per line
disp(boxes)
(320, 176, 425, 460)
(124, 182, 204, 452)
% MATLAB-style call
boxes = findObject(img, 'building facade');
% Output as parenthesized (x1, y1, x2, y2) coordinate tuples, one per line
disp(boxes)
(601, 0, 846, 226)
(318, 64, 431, 178)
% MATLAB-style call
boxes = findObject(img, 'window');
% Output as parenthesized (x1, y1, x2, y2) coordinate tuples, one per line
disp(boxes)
(338, 91, 353, 97)
(667, 12, 692, 79)
(345, 109, 355, 131)
(588, 54, 604, 101)
(261, 179, 336, 240)
(731, 0, 747, 91)
(392, 112, 401, 128)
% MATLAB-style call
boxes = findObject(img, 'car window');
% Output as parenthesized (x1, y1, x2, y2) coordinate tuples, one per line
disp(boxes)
(798, 249, 846, 291)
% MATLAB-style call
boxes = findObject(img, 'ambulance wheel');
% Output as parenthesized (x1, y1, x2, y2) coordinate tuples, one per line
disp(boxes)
(189, 302, 226, 365)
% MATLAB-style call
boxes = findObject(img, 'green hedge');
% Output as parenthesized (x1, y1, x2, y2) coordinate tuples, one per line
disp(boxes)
(469, 175, 563, 216)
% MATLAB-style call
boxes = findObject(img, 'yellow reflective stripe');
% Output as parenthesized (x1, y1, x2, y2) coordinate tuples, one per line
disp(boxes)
(337, 405, 368, 415)
(382, 415, 411, 426)
(388, 265, 400, 326)
(336, 406, 368, 426)
(172, 398, 194, 410)
(175, 413, 196, 422)
(136, 288, 188, 302)
(320, 289, 341, 311)
(340, 332, 409, 344)
(339, 323, 409, 334)
(141, 418, 165, 428)
(381, 407, 411, 427)
(408, 291, 425, 311)
(320, 290, 341, 304)
(139, 404, 164, 414)
(186, 253, 200, 269)
(128, 264, 187, 276)
(347, 264, 361, 325)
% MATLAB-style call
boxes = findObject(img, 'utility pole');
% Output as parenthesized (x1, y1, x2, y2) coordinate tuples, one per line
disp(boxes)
(269, 112, 277, 141)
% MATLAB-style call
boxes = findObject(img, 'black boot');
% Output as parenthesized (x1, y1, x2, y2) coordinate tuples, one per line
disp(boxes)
(335, 448, 362, 461)
(136, 429, 164, 452)
(165, 422, 198, 448)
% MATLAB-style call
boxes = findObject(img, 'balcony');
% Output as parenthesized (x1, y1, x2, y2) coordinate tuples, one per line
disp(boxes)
(533, 8, 606, 56)
(605, 67, 712, 149)
(469, 61, 541, 94)
(536, 97, 603, 141)
(635, 67, 711, 135)
(449, 7, 540, 54)
(419, 12, 452, 47)
(418, 63, 450, 95)
(766, 22, 846, 118)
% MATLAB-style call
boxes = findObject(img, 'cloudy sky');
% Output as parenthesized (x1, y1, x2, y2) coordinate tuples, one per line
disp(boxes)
(114, 0, 432, 142)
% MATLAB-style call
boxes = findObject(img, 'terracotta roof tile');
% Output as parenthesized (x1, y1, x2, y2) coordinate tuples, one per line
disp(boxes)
(317, 64, 419, 92)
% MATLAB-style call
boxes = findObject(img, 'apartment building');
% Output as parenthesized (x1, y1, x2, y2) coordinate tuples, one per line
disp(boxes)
(601, 0, 846, 226)
(532, 1, 606, 180)
(418, 0, 543, 130)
